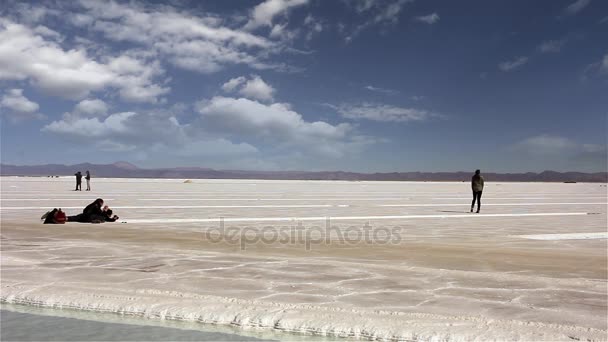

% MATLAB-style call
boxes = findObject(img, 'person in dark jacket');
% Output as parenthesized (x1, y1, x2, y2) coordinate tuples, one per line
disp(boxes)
(471, 170, 484, 213)
(75, 171, 83, 191)
(85, 170, 91, 191)
(68, 198, 106, 223)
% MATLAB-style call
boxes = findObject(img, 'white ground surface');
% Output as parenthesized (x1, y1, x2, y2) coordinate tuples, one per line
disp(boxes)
(1, 177, 607, 341)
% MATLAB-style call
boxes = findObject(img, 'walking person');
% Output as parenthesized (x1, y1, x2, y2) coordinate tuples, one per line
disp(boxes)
(85, 170, 91, 191)
(74, 171, 83, 191)
(471, 169, 484, 213)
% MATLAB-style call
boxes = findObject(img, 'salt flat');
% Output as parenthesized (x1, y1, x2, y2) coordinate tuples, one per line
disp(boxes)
(1, 177, 607, 341)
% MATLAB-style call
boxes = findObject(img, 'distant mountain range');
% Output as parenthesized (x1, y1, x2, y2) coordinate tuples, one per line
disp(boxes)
(1, 162, 606, 182)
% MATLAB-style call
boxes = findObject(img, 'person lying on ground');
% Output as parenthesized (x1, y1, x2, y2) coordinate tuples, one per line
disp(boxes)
(66, 198, 108, 223)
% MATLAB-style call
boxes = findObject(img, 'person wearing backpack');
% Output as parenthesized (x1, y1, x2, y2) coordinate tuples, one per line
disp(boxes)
(42, 208, 67, 224)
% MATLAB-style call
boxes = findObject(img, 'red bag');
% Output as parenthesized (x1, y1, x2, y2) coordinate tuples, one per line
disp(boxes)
(54, 209, 67, 224)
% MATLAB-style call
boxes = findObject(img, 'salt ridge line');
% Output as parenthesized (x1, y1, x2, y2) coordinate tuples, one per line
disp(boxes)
(0, 204, 342, 210)
(124, 212, 589, 223)
(514, 232, 608, 240)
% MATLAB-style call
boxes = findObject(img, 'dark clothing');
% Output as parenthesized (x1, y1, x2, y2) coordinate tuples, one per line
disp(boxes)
(471, 174, 484, 192)
(70, 201, 105, 222)
(75, 172, 83, 191)
(471, 191, 482, 212)
(85, 172, 90, 180)
(66, 200, 115, 223)
(83, 201, 103, 216)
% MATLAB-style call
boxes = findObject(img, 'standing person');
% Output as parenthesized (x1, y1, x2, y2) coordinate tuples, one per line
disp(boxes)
(85, 170, 91, 191)
(74, 171, 83, 191)
(471, 169, 484, 213)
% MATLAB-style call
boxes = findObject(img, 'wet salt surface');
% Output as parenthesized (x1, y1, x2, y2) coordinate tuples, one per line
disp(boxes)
(1, 305, 325, 341)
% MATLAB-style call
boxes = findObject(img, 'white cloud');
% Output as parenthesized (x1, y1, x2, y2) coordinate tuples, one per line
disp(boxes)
(221, 76, 247, 92)
(196, 96, 366, 157)
(335, 103, 439, 123)
(221, 75, 276, 101)
(1, 89, 39, 113)
(415, 13, 440, 25)
(69, 0, 283, 73)
(42, 91, 370, 160)
(564, 0, 591, 15)
(0, 19, 168, 102)
(244, 0, 309, 31)
(538, 39, 566, 53)
(498, 56, 529, 72)
(43, 112, 135, 137)
(74, 99, 109, 117)
(239, 76, 276, 101)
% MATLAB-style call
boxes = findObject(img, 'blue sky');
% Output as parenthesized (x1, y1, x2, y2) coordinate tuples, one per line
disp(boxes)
(0, 0, 606, 172)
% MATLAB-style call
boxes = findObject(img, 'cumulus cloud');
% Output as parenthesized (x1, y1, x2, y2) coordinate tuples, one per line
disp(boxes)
(43, 108, 260, 158)
(221, 75, 276, 101)
(74, 99, 109, 117)
(42, 91, 372, 161)
(1, 89, 39, 113)
(334, 103, 440, 123)
(244, 0, 309, 31)
(563, 0, 591, 15)
(415, 13, 440, 24)
(498, 56, 529, 72)
(195, 96, 369, 157)
(0, 19, 169, 102)
(0, 88, 44, 121)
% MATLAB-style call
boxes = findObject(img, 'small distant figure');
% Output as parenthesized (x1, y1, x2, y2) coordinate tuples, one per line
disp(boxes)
(85, 170, 91, 191)
(471, 169, 484, 213)
(74, 171, 83, 191)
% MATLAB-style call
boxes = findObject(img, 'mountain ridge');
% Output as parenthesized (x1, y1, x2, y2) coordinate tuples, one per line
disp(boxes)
(1, 162, 607, 182)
